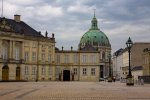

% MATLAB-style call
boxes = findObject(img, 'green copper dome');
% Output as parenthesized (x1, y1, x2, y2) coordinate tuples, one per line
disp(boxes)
(79, 13, 110, 49)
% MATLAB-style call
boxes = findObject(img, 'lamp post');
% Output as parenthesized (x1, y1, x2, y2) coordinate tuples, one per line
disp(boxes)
(126, 37, 134, 86)
(108, 53, 112, 82)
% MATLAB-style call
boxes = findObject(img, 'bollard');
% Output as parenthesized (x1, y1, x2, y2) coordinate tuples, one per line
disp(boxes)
(141, 79, 144, 85)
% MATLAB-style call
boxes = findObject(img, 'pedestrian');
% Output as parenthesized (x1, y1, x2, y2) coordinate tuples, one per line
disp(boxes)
(113, 77, 116, 82)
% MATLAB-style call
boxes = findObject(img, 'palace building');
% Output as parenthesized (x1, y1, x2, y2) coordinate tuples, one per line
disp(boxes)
(0, 13, 111, 81)
(0, 15, 56, 81)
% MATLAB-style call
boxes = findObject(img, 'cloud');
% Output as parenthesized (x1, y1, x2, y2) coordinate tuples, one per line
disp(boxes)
(6, 0, 42, 6)
(36, 5, 63, 17)
(1, 0, 150, 53)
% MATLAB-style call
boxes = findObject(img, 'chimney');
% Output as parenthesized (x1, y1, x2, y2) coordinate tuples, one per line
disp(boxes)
(14, 14, 21, 22)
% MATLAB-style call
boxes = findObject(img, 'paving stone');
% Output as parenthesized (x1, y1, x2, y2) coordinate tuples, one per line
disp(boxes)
(0, 82, 150, 100)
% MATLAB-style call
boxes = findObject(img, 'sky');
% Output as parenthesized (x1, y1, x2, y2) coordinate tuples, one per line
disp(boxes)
(1, 0, 150, 53)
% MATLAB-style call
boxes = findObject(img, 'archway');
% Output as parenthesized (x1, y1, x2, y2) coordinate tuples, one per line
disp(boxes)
(2, 65, 9, 81)
(63, 70, 70, 81)
(16, 67, 21, 80)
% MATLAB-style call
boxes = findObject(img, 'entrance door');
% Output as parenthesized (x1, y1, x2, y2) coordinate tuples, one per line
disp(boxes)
(16, 67, 20, 80)
(100, 65, 104, 78)
(63, 70, 70, 81)
(2, 65, 9, 81)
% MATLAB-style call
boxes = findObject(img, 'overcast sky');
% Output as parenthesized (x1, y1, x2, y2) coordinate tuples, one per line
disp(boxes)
(1, 0, 150, 53)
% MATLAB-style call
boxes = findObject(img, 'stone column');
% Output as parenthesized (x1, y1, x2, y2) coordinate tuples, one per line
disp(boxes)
(0, 40, 2, 58)
(12, 41, 15, 59)
(52, 64, 56, 81)
(21, 42, 24, 60)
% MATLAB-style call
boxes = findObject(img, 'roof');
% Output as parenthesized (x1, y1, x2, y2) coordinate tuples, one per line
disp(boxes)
(56, 49, 99, 53)
(132, 66, 143, 71)
(0, 17, 43, 37)
(79, 30, 110, 46)
(113, 48, 124, 56)
(79, 43, 97, 51)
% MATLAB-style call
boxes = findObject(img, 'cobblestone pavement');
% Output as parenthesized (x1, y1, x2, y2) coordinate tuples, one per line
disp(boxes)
(0, 81, 150, 100)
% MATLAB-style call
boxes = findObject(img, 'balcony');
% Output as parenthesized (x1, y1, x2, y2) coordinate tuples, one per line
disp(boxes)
(0, 58, 25, 64)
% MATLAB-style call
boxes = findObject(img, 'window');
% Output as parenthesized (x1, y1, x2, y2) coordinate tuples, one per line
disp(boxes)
(83, 68, 87, 75)
(15, 47, 20, 60)
(41, 45, 46, 53)
(56, 55, 60, 63)
(90, 55, 96, 63)
(2, 46, 8, 59)
(82, 55, 87, 63)
(65, 55, 69, 63)
(56, 67, 60, 75)
(91, 68, 95, 75)
(48, 67, 52, 75)
(48, 46, 51, 49)
(73, 68, 77, 75)
(42, 53, 45, 62)
(25, 52, 29, 62)
(73, 55, 78, 63)
(42, 66, 45, 75)
(25, 66, 29, 75)
(102, 52, 105, 59)
(93, 23, 96, 27)
(32, 52, 36, 62)
(48, 54, 51, 62)
(42, 45, 45, 48)
(32, 66, 36, 75)
(24, 42, 29, 47)
(32, 43, 36, 48)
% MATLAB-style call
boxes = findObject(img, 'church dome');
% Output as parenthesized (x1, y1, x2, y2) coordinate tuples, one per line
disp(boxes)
(79, 13, 111, 49)
(80, 30, 110, 46)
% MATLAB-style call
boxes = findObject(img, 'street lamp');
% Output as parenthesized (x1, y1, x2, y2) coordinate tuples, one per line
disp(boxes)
(126, 37, 134, 86)
(108, 53, 112, 82)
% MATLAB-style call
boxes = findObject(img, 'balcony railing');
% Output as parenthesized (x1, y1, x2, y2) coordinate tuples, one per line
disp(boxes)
(0, 58, 25, 64)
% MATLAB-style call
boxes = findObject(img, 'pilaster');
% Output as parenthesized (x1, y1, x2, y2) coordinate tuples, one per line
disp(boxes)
(21, 42, 25, 60)
(0, 40, 2, 57)
(9, 40, 13, 59)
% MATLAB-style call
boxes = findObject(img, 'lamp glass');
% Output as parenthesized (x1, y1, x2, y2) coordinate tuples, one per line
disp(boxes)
(126, 37, 133, 48)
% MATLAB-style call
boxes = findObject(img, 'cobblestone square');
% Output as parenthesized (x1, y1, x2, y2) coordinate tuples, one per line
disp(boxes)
(0, 82, 150, 100)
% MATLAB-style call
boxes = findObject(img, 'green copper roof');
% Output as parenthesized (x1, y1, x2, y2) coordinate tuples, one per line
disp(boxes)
(79, 13, 110, 47)
(80, 30, 110, 46)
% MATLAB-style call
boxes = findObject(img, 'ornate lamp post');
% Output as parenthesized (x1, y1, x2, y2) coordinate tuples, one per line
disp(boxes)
(126, 37, 134, 86)
(108, 53, 112, 82)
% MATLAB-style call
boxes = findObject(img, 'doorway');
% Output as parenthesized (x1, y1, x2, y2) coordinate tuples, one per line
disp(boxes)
(16, 67, 21, 80)
(63, 70, 70, 81)
(100, 65, 104, 78)
(2, 65, 9, 81)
